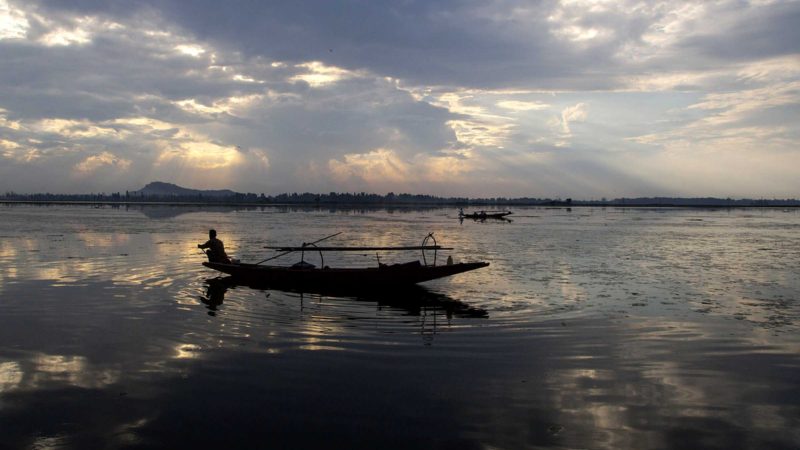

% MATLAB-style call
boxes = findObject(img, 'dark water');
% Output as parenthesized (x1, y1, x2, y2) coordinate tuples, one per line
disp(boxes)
(1, 204, 798, 449)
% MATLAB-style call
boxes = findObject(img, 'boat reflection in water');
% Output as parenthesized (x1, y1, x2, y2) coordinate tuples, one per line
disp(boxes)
(201, 276, 489, 320)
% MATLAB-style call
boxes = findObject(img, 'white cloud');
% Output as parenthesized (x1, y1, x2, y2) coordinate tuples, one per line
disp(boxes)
(496, 100, 550, 111)
(688, 82, 800, 123)
(0, 139, 40, 162)
(174, 44, 205, 57)
(156, 143, 237, 170)
(559, 102, 588, 134)
(33, 118, 121, 139)
(0, 0, 28, 40)
(74, 151, 131, 174)
(326, 148, 489, 194)
(633, 80, 800, 146)
(39, 25, 91, 46)
(737, 56, 800, 83)
(329, 148, 408, 185)
(291, 61, 357, 87)
(0, 107, 21, 129)
(447, 119, 515, 148)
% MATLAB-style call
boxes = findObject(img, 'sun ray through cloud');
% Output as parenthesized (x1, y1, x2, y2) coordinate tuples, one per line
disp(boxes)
(0, 0, 796, 198)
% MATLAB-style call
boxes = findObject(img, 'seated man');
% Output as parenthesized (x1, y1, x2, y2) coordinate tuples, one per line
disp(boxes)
(198, 229, 231, 263)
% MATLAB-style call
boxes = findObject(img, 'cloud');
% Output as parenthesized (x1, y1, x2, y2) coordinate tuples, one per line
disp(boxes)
(0, 0, 798, 197)
(0, 0, 28, 39)
(1, 138, 41, 163)
(15, 0, 800, 90)
(290, 61, 358, 87)
(553, 102, 588, 135)
(74, 151, 131, 174)
(174, 43, 205, 57)
(329, 148, 408, 185)
(496, 100, 550, 111)
(155, 141, 241, 170)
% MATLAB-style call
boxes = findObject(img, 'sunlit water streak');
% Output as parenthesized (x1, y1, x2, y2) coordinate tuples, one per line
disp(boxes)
(0, 204, 798, 449)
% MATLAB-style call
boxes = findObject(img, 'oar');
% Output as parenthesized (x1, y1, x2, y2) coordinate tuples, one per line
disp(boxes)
(254, 232, 342, 265)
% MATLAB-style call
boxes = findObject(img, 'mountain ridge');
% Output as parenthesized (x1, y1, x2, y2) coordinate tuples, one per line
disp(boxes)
(131, 181, 237, 198)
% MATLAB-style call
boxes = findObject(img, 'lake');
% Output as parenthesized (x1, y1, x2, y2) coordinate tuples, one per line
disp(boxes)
(1, 204, 798, 449)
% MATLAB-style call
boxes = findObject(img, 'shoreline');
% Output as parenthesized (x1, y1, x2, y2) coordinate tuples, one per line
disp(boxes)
(2, 200, 798, 209)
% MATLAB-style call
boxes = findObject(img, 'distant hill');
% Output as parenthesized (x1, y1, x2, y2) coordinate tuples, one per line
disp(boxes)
(131, 181, 238, 198)
(1, 182, 798, 206)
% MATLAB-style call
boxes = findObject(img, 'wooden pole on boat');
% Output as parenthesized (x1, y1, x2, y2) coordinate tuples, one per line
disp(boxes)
(305, 231, 342, 246)
(254, 249, 294, 265)
(254, 232, 342, 265)
(299, 231, 342, 266)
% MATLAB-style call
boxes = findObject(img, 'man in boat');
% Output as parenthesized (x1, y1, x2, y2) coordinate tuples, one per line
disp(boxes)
(198, 229, 231, 264)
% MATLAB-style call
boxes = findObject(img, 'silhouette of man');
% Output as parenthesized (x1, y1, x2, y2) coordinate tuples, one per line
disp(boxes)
(198, 229, 231, 263)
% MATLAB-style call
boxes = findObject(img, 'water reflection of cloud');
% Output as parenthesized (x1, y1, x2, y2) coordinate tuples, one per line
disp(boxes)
(175, 344, 203, 359)
(0, 361, 23, 392)
(298, 339, 346, 352)
(33, 354, 120, 389)
(519, 316, 800, 448)
(31, 260, 109, 283)
(0, 266, 16, 295)
(30, 436, 69, 450)
(0, 241, 18, 259)
(1, 233, 196, 287)
(0, 206, 797, 447)
(112, 418, 151, 447)
(74, 232, 131, 248)
(557, 262, 587, 303)
(0, 353, 121, 394)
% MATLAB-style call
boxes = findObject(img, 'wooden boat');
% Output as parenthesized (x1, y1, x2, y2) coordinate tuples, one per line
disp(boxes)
(459, 210, 513, 220)
(203, 260, 489, 288)
(201, 233, 489, 288)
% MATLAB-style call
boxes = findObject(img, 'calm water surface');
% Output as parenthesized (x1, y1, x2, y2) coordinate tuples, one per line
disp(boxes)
(1, 204, 798, 449)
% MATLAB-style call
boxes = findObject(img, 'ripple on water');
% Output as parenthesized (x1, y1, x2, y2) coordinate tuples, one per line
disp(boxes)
(1, 205, 799, 449)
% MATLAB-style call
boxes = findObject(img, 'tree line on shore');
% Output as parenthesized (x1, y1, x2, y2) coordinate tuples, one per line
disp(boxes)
(1, 190, 798, 207)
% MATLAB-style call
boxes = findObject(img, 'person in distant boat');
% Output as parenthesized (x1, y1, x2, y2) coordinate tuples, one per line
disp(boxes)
(198, 229, 231, 263)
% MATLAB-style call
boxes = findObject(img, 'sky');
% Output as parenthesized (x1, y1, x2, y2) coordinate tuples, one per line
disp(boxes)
(0, 0, 798, 198)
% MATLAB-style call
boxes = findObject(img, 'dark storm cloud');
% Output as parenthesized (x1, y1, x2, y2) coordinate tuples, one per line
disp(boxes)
(676, 2, 800, 62)
(31, 0, 597, 89)
(36, 0, 800, 90)
(0, 35, 267, 122)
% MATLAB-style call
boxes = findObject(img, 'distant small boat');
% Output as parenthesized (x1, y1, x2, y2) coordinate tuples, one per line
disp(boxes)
(202, 233, 489, 289)
(458, 209, 513, 220)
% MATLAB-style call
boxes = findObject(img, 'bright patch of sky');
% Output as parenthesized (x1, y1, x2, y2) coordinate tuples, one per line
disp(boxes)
(0, 0, 798, 197)
(0, 0, 28, 39)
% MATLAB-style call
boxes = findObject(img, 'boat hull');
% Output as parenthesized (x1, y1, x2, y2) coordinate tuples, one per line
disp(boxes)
(202, 261, 489, 288)
(460, 212, 512, 219)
